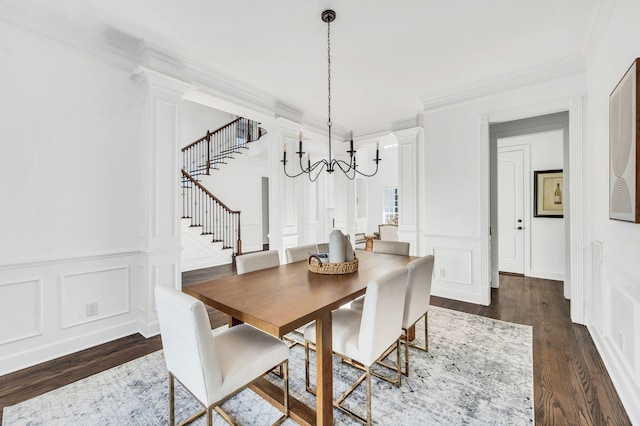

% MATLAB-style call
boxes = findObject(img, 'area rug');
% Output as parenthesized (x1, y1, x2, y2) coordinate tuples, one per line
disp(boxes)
(3, 307, 533, 425)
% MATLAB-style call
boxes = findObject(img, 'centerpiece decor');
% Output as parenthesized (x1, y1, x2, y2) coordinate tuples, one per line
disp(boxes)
(308, 229, 358, 274)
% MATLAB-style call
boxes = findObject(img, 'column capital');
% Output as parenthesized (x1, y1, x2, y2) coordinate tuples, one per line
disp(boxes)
(131, 66, 194, 98)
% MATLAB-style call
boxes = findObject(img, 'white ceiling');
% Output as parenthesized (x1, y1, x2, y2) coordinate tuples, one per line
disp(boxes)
(22, 0, 597, 133)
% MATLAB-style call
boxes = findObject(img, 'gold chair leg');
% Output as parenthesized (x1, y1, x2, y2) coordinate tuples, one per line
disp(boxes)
(304, 341, 316, 394)
(365, 366, 372, 425)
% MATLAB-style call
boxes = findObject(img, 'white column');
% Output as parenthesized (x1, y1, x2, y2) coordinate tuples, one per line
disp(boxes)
(392, 127, 423, 255)
(261, 117, 302, 262)
(569, 96, 585, 324)
(131, 67, 193, 336)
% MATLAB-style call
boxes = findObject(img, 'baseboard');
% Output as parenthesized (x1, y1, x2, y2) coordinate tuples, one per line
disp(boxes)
(588, 324, 640, 424)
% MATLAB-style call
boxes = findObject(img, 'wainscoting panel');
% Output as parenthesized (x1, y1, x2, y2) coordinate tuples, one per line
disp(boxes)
(0, 251, 141, 375)
(606, 261, 639, 386)
(422, 234, 485, 305)
(60, 266, 130, 329)
(590, 240, 605, 334)
(588, 247, 640, 423)
(432, 247, 473, 286)
(0, 279, 42, 345)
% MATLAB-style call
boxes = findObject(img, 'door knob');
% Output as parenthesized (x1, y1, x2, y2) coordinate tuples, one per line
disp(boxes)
(514, 226, 523, 230)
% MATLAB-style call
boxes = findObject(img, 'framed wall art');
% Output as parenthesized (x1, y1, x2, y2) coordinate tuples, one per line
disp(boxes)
(609, 57, 640, 223)
(534, 169, 564, 218)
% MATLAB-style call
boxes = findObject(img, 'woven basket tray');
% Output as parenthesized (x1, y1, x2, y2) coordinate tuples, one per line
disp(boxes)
(308, 255, 359, 275)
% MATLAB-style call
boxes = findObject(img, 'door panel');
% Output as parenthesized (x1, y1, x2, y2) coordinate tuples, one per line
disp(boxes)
(498, 149, 524, 274)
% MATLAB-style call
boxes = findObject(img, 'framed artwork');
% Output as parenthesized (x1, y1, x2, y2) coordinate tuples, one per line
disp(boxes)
(534, 170, 564, 218)
(609, 57, 640, 223)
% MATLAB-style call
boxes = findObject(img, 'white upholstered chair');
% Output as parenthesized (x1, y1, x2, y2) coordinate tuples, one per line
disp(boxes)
(372, 240, 410, 256)
(378, 224, 398, 241)
(303, 267, 408, 425)
(236, 250, 280, 274)
(154, 286, 289, 426)
(351, 255, 435, 376)
(284, 244, 318, 263)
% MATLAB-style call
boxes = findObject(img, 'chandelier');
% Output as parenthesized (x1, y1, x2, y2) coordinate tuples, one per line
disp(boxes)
(282, 9, 380, 182)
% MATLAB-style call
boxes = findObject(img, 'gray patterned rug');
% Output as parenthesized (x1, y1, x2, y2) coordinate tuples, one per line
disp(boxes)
(3, 307, 533, 425)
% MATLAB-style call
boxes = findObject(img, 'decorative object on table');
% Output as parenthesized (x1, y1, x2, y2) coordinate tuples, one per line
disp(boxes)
(533, 169, 564, 218)
(307, 255, 359, 275)
(609, 57, 640, 223)
(308, 229, 358, 274)
(344, 235, 355, 261)
(328, 229, 346, 263)
(281, 9, 380, 181)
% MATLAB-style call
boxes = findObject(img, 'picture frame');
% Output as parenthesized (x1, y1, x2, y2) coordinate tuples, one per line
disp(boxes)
(609, 57, 640, 223)
(534, 170, 564, 218)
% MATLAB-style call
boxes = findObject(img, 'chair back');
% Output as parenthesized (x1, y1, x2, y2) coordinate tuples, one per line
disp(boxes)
(378, 224, 398, 241)
(403, 255, 435, 328)
(155, 286, 221, 405)
(285, 244, 317, 263)
(236, 250, 280, 274)
(358, 267, 408, 366)
(373, 240, 410, 256)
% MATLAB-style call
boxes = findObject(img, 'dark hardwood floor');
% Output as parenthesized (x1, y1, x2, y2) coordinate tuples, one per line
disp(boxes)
(0, 267, 630, 425)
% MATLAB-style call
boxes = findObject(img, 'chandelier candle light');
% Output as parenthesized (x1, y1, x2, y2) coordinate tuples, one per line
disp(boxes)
(282, 9, 381, 182)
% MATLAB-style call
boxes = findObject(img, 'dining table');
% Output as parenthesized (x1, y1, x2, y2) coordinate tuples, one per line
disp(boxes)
(184, 250, 417, 426)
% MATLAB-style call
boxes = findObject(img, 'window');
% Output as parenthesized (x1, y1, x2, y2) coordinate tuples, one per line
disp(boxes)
(383, 188, 398, 224)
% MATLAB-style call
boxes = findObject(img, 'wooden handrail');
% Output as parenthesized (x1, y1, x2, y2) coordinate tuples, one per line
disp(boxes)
(182, 117, 243, 152)
(181, 170, 239, 214)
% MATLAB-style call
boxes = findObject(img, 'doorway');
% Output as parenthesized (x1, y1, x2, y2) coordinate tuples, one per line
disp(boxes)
(490, 111, 568, 287)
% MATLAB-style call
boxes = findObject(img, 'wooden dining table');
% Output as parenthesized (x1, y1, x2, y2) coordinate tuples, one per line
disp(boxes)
(184, 250, 417, 425)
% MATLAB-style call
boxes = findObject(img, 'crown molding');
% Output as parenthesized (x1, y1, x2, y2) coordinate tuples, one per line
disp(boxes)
(420, 53, 586, 112)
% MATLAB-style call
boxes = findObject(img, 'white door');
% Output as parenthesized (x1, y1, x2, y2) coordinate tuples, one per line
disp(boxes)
(498, 148, 525, 274)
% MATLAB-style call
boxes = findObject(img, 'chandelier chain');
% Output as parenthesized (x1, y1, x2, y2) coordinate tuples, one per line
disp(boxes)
(327, 16, 331, 127)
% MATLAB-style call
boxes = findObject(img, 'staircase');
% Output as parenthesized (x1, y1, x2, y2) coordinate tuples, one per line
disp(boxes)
(181, 117, 265, 259)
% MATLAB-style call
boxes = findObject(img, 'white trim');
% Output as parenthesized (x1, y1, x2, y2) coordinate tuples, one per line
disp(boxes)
(422, 54, 586, 112)
(480, 116, 492, 300)
(569, 97, 585, 323)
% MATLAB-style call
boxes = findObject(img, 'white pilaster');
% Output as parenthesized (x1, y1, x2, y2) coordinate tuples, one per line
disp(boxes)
(391, 127, 423, 255)
(569, 96, 585, 324)
(261, 117, 303, 262)
(131, 67, 194, 336)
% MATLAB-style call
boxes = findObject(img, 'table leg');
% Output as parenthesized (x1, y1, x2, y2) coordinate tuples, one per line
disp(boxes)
(315, 311, 333, 426)
(229, 315, 243, 327)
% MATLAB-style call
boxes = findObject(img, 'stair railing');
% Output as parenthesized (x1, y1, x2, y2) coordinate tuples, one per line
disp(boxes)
(182, 117, 264, 178)
(181, 169, 242, 255)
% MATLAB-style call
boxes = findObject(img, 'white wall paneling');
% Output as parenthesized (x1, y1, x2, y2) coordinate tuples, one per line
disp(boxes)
(422, 235, 483, 304)
(0, 279, 42, 345)
(588, 249, 640, 424)
(393, 128, 421, 255)
(60, 267, 130, 329)
(131, 67, 192, 335)
(0, 252, 140, 376)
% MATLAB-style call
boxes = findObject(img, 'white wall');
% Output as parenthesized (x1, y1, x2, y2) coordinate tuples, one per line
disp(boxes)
(180, 101, 235, 147)
(498, 130, 565, 280)
(0, 22, 146, 374)
(583, 0, 640, 422)
(422, 73, 586, 306)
